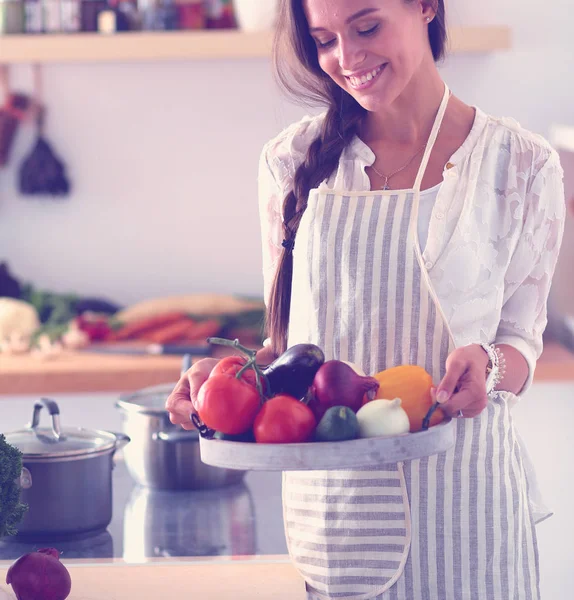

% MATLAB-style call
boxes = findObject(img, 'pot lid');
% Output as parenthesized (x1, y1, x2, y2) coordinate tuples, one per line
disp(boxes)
(5, 427, 118, 459)
(117, 383, 177, 415)
(4, 398, 124, 459)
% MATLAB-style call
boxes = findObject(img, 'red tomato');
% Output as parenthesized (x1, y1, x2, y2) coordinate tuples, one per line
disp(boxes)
(197, 374, 261, 435)
(253, 395, 316, 444)
(209, 356, 259, 388)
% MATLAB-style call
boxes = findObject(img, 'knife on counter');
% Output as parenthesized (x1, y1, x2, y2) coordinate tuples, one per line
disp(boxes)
(82, 342, 213, 356)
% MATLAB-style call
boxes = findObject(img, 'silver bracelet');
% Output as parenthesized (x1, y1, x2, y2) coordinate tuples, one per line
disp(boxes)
(480, 343, 506, 395)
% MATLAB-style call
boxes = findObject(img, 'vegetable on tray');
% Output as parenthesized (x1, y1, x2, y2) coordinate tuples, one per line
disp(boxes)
(308, 360, 380, 421)
(192, 337, 446, 447)
(373, 365, 444, 432)
(315, 406, 359, 442)
(262, 343, 325, 399)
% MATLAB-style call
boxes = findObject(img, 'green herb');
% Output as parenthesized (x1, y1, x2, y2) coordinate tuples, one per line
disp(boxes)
(0, 434, 28, 538)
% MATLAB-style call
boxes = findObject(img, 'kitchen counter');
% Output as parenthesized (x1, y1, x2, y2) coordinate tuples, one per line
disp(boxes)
(3, 341, 574, 396)
(0, 341, 258, 396)
(0, 460, 288, 563)
(0, 558, 305, 599)
(0, 351, 185, 395)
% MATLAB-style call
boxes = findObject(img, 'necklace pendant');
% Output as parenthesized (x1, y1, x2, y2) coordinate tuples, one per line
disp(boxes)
(382, 181, 390, 191)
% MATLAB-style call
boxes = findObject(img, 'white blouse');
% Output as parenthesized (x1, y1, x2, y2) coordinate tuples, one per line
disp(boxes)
(258, 107, 566, 392)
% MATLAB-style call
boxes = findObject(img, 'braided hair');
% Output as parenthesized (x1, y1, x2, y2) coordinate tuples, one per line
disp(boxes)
(267, 0, 447, 354)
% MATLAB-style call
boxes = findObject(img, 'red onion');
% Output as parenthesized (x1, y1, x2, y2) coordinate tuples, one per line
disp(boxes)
(6, 548, 71, 600)
(309, 360, 380, 420)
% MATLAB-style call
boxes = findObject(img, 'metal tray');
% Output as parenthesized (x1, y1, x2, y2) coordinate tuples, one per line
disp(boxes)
(199, 419, 456, 471)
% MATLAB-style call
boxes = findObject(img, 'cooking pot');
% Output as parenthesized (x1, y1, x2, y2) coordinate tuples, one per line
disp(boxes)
(122, 482, 256, 562)
(115, 383, 246, 490)
(4, 398, 129, 541)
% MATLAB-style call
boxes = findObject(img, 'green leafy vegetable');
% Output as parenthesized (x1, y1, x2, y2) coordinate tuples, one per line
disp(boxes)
(0, 434, 28, 538)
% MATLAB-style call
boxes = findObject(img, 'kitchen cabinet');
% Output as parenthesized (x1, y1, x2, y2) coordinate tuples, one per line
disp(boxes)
(0, 26, 511, 64)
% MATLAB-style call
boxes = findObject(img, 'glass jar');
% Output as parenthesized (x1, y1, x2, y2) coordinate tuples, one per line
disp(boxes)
(0, 0, 24, 34)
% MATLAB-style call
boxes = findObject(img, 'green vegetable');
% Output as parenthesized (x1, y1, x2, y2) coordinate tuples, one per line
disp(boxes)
(315, 406, 359, 442)
(0, 434, 28, 538)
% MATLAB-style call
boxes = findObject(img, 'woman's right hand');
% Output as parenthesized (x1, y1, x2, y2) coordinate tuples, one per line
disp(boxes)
(165, 357, 220, 431)
(165, 344, 278, 431)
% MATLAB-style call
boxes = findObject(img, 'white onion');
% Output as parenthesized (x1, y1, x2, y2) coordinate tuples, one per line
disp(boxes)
(356, 398, 410, 438)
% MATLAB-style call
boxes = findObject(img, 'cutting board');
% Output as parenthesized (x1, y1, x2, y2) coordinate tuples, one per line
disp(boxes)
(0, 558, 305, 600)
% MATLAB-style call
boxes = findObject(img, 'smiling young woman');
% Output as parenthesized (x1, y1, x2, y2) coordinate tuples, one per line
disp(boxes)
(165, 1, 565, 598)
(261, 0, 564, 599)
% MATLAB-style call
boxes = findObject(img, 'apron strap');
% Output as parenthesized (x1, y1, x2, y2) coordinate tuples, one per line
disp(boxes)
(413, 83, 450, 192)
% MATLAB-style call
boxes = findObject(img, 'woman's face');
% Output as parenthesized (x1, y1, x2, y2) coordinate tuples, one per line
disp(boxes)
(303, 0, 434, 112)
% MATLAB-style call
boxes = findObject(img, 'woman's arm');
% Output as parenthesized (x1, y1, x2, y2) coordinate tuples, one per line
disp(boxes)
(437, 148, 566, 415)
(495, 343, 528, 394)
(493, 149, 566, 394)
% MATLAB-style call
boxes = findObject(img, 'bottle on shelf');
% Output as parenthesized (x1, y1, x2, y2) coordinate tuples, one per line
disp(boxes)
(176, 0, 203, 30)
(96, 0, 136, 32)
(43, 0, 62, 32)
(60, 0, 81, 31)
(204, 0, 235, 29)
(23, 0, 42, 32)
(80, 0, 106, 31)
(0, 0, 25, 34)
(154, 0, 178, 30)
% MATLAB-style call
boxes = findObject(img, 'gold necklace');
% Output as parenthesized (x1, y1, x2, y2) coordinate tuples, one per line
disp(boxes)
(370, 142, 427, 190)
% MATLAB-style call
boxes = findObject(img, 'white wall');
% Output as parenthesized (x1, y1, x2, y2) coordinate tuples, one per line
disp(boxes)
(0, 0, 573, 306)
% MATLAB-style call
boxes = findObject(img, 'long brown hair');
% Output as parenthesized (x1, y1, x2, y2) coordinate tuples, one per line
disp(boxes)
(267, 0, 448, 355)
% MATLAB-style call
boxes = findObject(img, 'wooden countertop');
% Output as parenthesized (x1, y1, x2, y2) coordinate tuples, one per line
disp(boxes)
(0, 350, 185, 395)
(1, 342, 574, 396)
(0, 557, 305, 600)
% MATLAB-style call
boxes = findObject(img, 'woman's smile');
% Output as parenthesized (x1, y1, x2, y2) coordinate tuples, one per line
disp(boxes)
(345, 63, 388, 90)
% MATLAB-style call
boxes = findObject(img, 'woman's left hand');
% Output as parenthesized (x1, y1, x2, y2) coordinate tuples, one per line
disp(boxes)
(435, 344, 490, 419)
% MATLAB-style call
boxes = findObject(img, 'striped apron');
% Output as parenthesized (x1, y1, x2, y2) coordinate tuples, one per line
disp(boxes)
(283, 85, 541, 599)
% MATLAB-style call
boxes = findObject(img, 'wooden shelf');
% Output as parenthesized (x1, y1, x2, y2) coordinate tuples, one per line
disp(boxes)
(0, 26, 511, 64)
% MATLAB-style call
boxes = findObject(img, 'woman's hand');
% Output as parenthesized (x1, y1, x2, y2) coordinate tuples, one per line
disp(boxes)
(165, 358, 219, 430)
(255, 343, 278, 367)
(435, 344, 490, 419)
(164, 343, 278, 431)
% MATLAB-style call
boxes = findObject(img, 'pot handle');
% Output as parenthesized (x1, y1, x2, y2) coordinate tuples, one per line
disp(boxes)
(29, 398, 62, 441)
(17, 467, 33, 490)
(109, 432, 131, 452)
(153, 430, 199, 443)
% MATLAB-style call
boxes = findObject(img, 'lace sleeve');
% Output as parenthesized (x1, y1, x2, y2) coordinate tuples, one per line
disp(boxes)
(495, 149, 566, 393)
(258, 144, 284, 308)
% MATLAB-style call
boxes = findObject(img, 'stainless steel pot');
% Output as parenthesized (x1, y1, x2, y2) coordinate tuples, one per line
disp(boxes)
(116, 384, 246, 490)
(4, 398, 130, 540)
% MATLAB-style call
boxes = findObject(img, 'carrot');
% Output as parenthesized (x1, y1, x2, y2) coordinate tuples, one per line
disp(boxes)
(109, 312, 190, 341)
(177, 319, 222, 343)
(140, 317, 198, 344)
